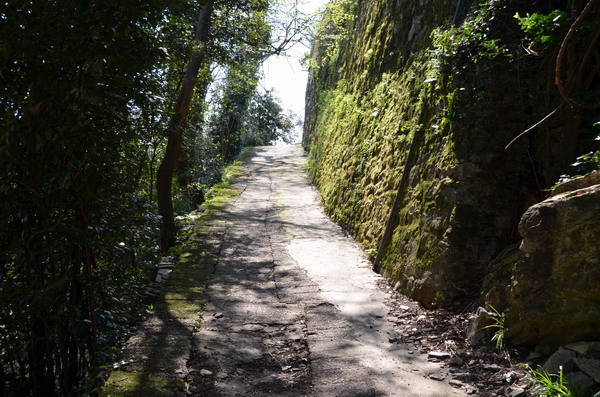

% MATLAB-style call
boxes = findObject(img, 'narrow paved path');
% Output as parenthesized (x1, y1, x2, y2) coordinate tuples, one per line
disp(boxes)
(102, 145, 465, 396)
(194, 145, 463, 396)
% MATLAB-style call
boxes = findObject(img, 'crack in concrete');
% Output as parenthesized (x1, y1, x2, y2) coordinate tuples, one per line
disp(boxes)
(102, 145, 467, 397)
(268, 145, 467, 397)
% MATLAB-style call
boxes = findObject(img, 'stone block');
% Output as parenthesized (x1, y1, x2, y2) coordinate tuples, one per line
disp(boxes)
(574, 357, 600, 384)
(506, 184, 600, 346)
(543, 347, 576, 374)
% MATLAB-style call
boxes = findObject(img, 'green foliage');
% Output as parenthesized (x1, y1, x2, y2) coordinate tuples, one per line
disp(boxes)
(575, 150, 600, 171)
(554, 122, 600, 185)
(167, 0, 310, 220)
(172, 0, 279, 214)
(211, 0, 271, 63)
(0, 0, 196, 393)
(431, 291, 444, 307)
(308, 0, 358, 68)
(204, 156, 247, 200)
(208, 58, 262, 164)
(514, 10, 566, 50)
(365, 248, 378, 260)
(480, 305, 507, 353)
(0, 0, 307, 394)
(244, 89, 297, 146)
(535, 344, 553, 358)
(174, 122, 223, 214)
(554, 150, 600, 186)
(430, 0, 514, 76)
(520, 364, 584, 397)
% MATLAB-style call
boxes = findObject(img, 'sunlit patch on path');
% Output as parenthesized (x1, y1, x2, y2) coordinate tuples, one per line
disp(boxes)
(101, 145, 465, 396)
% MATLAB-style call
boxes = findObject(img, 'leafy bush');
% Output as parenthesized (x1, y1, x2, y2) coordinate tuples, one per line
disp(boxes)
(307, 0, 358, 69)
(514, 10, 566, 50)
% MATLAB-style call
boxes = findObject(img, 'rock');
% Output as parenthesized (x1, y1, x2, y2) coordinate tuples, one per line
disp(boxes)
(480, 244, 523, 315)
(428, 351, 451, 359)
(507, 387, 526, 397)
(565, 341, 600, 356)
(466, 306, 494, 345)
(526, 351, 542, 361)
(155, 268, 172, 282)
(158, 255, 177, 266)
(199, 369, 213, 376)
(505, 183, 600, 347)
(483, 364, 501, 371)
(574, 357, 600, 383)
(550, 171, 600, 197)
(429, 374, 446, 381)
(240, 324, 264, 332)
(543, 347, 576, 373)
(504, 371, 517, 383)
(563, 371, 595, 391)
(448, 356, 464, 366)
(452, 372, 477, 381)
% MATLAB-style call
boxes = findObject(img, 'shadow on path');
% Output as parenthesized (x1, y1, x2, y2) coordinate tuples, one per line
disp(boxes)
(100, 179, 241, 396)
(101, 146, 466, 396)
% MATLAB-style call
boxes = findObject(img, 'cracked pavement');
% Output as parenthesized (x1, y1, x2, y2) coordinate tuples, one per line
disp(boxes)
(102, 145, 465, 396)
(192, 145, 464, 396)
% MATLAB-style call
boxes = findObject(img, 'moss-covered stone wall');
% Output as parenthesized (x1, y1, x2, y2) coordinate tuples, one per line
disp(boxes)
(304, 0, 597, 309)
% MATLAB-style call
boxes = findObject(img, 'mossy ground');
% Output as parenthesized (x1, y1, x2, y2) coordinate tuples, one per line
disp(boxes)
(100, 156, 247, 396)
(101, 371, 186, 397)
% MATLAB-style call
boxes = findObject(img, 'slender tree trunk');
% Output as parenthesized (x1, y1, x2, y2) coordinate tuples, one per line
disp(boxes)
(157, 5, 213, 250)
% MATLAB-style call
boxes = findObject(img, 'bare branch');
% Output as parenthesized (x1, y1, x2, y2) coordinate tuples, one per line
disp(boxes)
(505, 104, 562, 150)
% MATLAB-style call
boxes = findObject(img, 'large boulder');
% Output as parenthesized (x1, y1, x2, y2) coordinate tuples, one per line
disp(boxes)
(505, 173, 600, 347)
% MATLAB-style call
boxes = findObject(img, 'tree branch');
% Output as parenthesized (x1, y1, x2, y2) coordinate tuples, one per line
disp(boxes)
(505, 104, 562, 149)
(555, 0, 600, 110)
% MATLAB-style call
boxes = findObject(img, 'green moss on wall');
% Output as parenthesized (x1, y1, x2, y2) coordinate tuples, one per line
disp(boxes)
(304, 0, 593, 308)
(307, 46, 466, 304)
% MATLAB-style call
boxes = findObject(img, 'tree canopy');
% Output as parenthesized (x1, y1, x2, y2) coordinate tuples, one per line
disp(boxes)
(0, 0, 312, 394)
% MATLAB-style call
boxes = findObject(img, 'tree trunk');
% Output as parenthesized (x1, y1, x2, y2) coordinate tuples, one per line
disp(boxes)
(157, 5, 213, 250)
